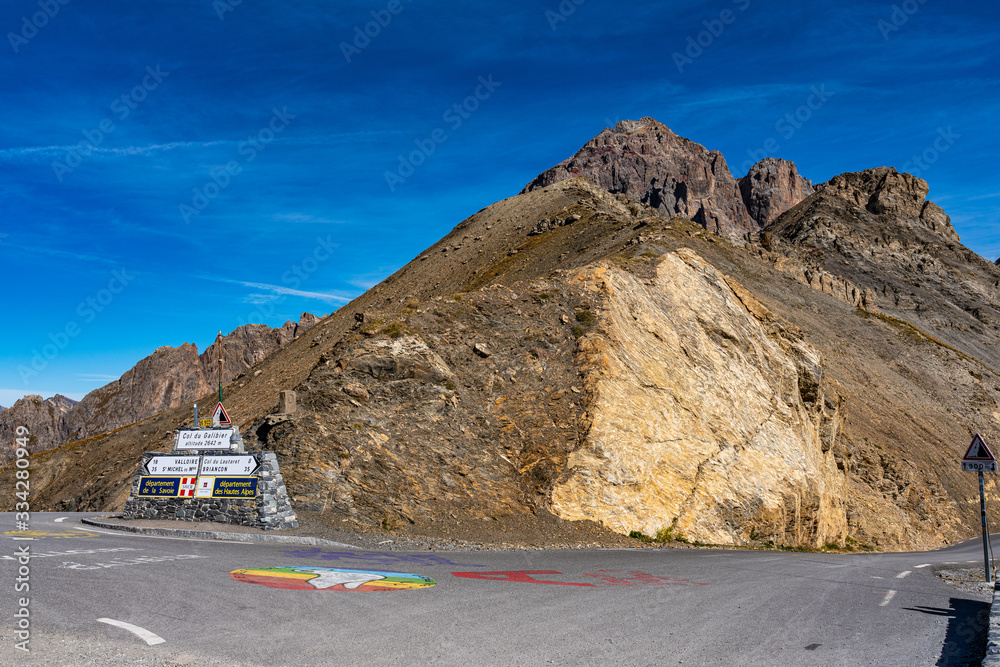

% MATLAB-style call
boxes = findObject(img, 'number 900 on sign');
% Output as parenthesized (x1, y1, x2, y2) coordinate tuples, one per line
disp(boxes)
(963, 461, 998, 472)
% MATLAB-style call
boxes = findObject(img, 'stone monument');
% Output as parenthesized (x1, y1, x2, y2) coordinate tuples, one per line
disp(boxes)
(121, 404, 297, 530)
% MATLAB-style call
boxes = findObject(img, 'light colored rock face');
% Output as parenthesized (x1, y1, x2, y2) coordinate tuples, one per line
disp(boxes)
(551, 250, 847, 547)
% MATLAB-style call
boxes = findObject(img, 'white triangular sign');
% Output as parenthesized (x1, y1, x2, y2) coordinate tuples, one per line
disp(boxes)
(963, 434, 995, 462)
(212, 402, 231, 426)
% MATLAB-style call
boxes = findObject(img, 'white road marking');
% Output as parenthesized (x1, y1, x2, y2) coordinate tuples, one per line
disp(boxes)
(880, 590, 897, 607)
(871, 576, 884, 579)
(97, 618, 165, 645)
(896, 571, 911, 579)
(54, 517, 68, 523)
(914, 564, 931, 569)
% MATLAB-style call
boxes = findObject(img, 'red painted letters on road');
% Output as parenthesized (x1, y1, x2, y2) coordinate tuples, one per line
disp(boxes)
(451, 570, 597, 587)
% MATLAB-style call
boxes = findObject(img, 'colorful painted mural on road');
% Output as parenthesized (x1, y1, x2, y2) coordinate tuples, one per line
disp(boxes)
(231, 566, 436, 591)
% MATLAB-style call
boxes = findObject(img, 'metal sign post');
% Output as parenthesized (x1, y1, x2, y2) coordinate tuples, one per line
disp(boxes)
(980, 471, 993, 584)
(962, 433, 996, 583)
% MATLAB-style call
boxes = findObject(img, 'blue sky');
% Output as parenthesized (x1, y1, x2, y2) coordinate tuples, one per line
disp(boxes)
(1, 0, 998, 406)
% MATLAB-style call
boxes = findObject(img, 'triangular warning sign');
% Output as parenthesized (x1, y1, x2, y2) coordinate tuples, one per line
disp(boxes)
(212, 402, 231, 426)
(963, 434, 996, 462)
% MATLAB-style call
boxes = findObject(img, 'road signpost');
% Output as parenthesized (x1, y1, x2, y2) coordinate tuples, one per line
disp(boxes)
(962, 433, 996, 583)
(198, 455, 259, 476)
(146, 455, 200, 476)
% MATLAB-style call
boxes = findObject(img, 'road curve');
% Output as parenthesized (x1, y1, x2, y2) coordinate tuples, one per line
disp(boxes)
(0, 513, 992, 666)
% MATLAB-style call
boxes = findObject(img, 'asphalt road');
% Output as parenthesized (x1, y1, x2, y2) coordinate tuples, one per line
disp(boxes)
(0, 513, 993, 666)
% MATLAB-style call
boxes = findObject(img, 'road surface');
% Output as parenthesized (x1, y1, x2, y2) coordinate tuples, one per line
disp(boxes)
(0, 513, 992, 666)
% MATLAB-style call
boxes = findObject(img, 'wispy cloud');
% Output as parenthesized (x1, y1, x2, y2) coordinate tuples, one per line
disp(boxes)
(0, 140, 229, 163)
(238, 281, 353, 303)
(273, 213, 345, 224)
(4, 242, 124, 266)
(201, 275, 355, 304)
(242, 293, 282, 305)
(77, 374, 118, 382)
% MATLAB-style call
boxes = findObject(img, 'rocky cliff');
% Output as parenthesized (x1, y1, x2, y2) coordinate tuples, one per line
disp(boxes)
(738, 157, 814, 227)
(552, 252, 846, 545)
(523, 118, 812, 237)
(0, 314, 320, 464)
(758, 167, 999, 370)
(5, 122, 996, 552)
(0, 394, 77, 462)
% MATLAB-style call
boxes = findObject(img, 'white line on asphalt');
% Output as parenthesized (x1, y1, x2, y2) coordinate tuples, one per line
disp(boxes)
(896, 571, 911, 579)
(880, 590, 897, 607)
(914, 564, 931, 569)
(54, 517, 68, 523)
(97, 618, 165, 645)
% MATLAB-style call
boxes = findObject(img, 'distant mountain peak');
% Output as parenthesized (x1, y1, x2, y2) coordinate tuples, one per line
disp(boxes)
(524, 117, 812, 236)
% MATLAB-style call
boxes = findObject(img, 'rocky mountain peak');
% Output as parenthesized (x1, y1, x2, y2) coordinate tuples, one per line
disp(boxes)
(44, 394, 78, 414)
(817, 166, 959, 242)
(738, 157, 814, 227)
(610, 117, 668, 133)
(523, 118, 814, 237)
(523, 118, 754, 237)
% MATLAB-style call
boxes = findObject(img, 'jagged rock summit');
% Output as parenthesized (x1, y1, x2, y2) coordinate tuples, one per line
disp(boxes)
(523, 117, 813, 236)
(739, 157, 814, 227)
(815, 166, 959, 242)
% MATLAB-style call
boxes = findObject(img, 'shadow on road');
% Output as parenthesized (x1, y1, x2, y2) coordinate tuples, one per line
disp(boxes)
(904, 599, 988, 666)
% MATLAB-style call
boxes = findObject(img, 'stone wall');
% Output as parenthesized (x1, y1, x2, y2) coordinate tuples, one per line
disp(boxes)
(121, 451, 297, 530)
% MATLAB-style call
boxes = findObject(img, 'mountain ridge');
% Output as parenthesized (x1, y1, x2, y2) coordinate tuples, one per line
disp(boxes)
(0, 314, 320, 464)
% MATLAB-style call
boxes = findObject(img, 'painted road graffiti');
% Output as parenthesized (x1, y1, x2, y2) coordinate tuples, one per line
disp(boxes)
(278, 547, 485, 568)
(451, 570, 708, 587)
(58, 554, 205, 570)
(231, 566, 436, 591)
(2, 530, 100, 539)
(0, 547, 142, 561)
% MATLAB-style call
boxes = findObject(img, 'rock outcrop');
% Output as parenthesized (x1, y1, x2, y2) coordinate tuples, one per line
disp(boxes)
(523, 119, 814, 238)
(551, 251, 845, 546)
(760, 167, 1000, 370)
(523, 118, 755, 236)
(0, 394, 77, 462)
(200, 315, 319, 384)
(738, 157, 814, 228)
(815, 167, 960, 242)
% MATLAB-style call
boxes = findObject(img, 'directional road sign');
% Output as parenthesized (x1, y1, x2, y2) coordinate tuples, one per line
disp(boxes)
(199, 455, 259, 476)
(146, 455, 200, 476)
